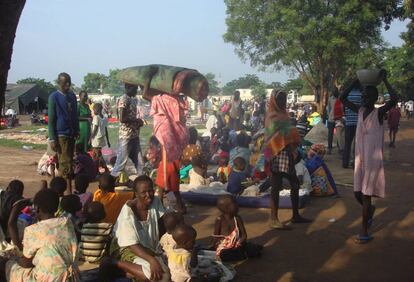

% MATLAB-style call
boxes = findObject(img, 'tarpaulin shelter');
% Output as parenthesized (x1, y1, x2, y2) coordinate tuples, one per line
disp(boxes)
(5, 84, 49, 114)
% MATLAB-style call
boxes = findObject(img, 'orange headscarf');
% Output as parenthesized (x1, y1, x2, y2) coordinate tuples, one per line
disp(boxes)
(264, 90, 301, 160)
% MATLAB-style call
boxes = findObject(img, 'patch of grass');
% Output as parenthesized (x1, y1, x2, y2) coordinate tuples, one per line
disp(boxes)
(107, 124, 153, 150)
(0, 138, 47, 150)
(1, 124, 47, 133)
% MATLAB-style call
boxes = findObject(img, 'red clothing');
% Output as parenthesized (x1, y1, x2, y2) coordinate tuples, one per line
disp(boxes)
(388, 108, 401, 130)
(156, 159, 180, 192)
(333, 99, 344, 120)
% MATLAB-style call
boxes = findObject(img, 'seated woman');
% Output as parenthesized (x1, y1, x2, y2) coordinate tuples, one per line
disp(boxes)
(5, 189, 79, 281)
(107, 175, 170, 282)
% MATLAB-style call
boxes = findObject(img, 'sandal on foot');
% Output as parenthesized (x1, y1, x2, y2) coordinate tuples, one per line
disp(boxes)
(270, 220, 292, 230)
(355, 234, 374, 244)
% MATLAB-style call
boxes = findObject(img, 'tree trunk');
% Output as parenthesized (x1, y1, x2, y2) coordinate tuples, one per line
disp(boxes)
(0, 0, 26, 115)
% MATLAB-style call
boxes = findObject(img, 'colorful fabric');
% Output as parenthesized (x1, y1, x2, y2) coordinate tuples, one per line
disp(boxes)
(167, 248, 192, 282)
(214, 217, 242, 257)
(150, 94, 189, 162)
(6, 217, 79, 282)
(48, 90, 79, 141)
(354, 108, 385, 198)
(57, 136, 75, 179)
(264, 91, 301, 161)
(76, 103, 92, 152)
(216, 165, 230, 181)
(92, 190, 134, 224)
(91, 115, 108, 148)
(310, 167, 337, 196)
(182, 144, 203, 163)
(118, 94, 139, 140)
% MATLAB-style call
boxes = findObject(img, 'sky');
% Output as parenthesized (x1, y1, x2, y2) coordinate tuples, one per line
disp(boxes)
(8, 0, 408, 87)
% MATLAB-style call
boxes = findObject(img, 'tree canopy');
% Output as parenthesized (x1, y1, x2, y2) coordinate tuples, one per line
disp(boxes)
(222, 74, 262, 95)
(223, 0, 401, 112)
(204, 73, 221, 95)
(82, 69, 123, 94)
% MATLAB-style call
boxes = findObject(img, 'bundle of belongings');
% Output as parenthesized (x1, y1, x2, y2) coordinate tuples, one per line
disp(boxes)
(116, 64, 209, 102)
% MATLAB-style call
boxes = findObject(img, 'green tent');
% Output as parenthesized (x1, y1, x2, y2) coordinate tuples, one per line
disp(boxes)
(5, 84, 49, 114)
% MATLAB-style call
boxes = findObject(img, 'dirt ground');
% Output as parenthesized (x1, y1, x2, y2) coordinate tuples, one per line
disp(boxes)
(0, 121, 413, 282)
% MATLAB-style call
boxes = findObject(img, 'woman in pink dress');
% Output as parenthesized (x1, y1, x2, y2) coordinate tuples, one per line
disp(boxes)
(142, 76, 189, 214)
(340, 70, 398, 244)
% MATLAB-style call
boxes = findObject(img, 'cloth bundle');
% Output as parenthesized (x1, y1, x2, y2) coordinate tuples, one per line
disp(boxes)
(117, 64, 209, 102)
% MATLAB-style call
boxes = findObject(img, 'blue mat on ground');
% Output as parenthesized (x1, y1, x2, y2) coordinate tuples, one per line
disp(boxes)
(177, 192, 309, 209)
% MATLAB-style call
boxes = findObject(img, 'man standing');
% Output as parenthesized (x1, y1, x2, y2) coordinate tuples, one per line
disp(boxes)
(111, 83, 144, 179)
(342, 82, 362, 168)
(228, 91, 243, 130)
(327, 87, 339, 154)
(48, 73, 79, 192)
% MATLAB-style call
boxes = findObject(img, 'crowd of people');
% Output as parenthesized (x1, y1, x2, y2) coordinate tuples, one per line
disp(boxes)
(0, 69, 403, 281)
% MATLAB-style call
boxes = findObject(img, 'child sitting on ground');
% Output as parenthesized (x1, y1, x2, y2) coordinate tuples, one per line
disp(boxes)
(216, 151, 230, 184)
(74, 144, 98, 182)
(0, 180, 24, 237)
(167, 224, 198, 282)
(213, 195, 262, 262)
(227, 157, 251, 195)
(50, 176, 67, 197)
(79, 201, 113, 263)
(50, 176, 67, 216)
(93, 174, 134, 224)
(160, 211, 184, 253)
(74, 174, 93, 222)
(60, 194, 82, 237)
(188, 155, 210, 188)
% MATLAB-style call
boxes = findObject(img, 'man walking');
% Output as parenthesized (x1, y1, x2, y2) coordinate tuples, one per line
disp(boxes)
(342, 82, 362, 168)
(48, 72, 79, 192)
(111, 83, 144, 179)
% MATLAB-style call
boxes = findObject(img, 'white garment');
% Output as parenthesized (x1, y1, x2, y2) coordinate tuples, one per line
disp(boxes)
(295, 160, 312, 193)
(133, 255, 170, 282)
(5, 109, 16, 116)
(113, 197, 165, 254)
(188, 169, 210, 188)
(91, 115, 108, 148)
(159, 233, 176, 253)
(202, 115, 218, 137)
